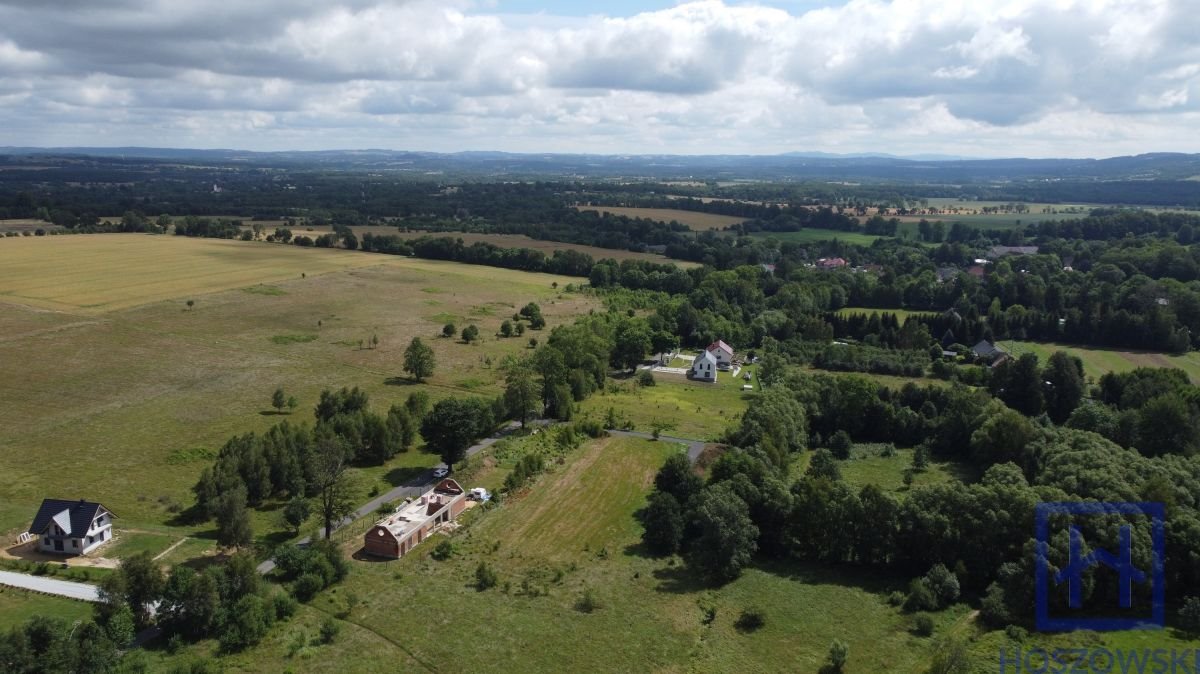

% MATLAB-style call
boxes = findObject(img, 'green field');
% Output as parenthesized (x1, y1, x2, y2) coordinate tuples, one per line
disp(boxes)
(750, 228, 887, 246)
(1008, 341, 1200, 384)
(835, 307, 937, 324)
(0, 235, 598, 544)
(578, 368, 756, 441)
(0, 587, 94, 630)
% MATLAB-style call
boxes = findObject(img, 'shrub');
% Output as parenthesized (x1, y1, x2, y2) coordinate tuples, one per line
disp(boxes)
(886, 590, 906, 607)
(292, 573, 325, 602)
(903, 578, 938, 612)
(914, 614, 935, 637)
(637, 369, 656, 387)
(828, 430, 852, 459)
(273, 593, 298, 621)
(431, 539, 454, 561)
(735, 608, 766, 632)
(475, 562, 498, 591)
(827, 640, 849, 673)
(319, 617, 341, 644)
(923, 563, 961, 608)
(1004, 625, 1028, 642)
(1180, 596, 1200, 635)
(575, 588, 601, 613)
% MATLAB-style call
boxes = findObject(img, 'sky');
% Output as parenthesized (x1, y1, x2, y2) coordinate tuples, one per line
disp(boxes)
(0, 0, 1197, 158)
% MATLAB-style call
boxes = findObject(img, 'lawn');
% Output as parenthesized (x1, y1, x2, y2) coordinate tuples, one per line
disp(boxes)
(1007, 341, 1200, 384)
(834, 446, 967, 493)
(574, 206, 747, 231)
(0, 587, 94, 630)
(578, 371, 755, 441)
(102, 530, 182, 560)
(0, 235, 599, 539)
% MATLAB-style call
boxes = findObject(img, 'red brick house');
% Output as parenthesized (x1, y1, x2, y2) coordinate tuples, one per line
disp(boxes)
(364, 479, 468, 559)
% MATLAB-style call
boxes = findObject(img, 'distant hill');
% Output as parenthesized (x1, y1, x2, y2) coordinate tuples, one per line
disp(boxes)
(2, 146, 1200, 184)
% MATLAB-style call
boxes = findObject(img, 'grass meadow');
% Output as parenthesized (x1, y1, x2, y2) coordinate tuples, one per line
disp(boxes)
(0, 234, 599, 546)
(1007, 340, 1200, 384)
(574, 206, 748, 231)
(0, 586, 94, 630)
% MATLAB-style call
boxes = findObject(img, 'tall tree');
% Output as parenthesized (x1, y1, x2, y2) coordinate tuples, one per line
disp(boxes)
(272, 387, 286, 414)
(311, 434, 355, 539)
(686, 485, 758, 584)
(503, 357, 541, 427)
(1044, 351, 1085, 424)
(214, 486, 253, 550)
(403, 337, 436, 382)
(420, 397, 492, 469)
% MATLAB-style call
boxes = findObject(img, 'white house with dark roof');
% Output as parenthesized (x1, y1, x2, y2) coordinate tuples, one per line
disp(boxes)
(690, 349, 718, 382)
(706, 340, 734, 369)
(28, 499, 115, 556)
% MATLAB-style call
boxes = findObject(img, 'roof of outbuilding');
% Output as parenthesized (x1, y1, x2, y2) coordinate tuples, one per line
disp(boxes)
(28, 499, 112, 536)
(707, 340, 733, 354)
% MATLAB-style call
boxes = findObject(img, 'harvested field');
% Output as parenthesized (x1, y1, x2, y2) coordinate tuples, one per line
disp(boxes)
(574, 206, 747, 231)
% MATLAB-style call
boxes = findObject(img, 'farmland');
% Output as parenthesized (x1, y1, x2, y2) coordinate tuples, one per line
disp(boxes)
(749, 228, 890, 246)
(1007, 340, 1200, 383)
(0, 235, 599, 541)
(574, 206, 747, 231)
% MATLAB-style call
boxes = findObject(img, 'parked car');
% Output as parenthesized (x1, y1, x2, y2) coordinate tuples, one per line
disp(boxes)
(432, 467, 449, 478)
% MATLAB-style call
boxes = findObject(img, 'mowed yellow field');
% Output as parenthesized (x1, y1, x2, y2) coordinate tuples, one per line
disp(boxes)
(0, 234, 420, 313)
(574, 206, 747, 230)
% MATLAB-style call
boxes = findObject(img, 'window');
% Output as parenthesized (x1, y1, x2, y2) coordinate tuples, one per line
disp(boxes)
(87, 535, 93, 544)
(71, 540, 78, 548)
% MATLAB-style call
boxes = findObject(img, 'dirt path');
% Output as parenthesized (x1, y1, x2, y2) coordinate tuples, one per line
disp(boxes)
(153, 536, 188, 562)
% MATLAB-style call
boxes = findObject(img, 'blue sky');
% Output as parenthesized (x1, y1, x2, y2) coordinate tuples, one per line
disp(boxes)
(0, 0, 1196, 157)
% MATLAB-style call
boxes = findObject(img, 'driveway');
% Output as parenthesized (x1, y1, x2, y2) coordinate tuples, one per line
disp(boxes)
(0, 569, 100, 602)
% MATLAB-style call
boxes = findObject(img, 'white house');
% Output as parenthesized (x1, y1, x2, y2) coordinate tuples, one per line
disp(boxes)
(690, 349, 718, 382)
(28, 499, 115, 556)
(706, 340, 734, 369)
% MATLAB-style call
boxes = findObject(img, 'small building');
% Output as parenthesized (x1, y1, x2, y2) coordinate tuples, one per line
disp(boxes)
(706, 340, 734, 369)
(816, 257, 848, 269)
(971, 340, 1007, 362)
(690, 349, 718, 382)
(760, 263, 776, 274)
(936, 266, 958, 283)
(28, 499, 115, 556)
(363, 479, 468, 559)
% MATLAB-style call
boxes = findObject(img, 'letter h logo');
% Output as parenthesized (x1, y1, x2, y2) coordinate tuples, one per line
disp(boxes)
(1035, 502, 1165, 632)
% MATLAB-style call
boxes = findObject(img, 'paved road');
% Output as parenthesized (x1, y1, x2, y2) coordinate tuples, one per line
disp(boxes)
(257, 420, 533, 574)
(606, 429, 707, 462)
(0, 569, 101, 602)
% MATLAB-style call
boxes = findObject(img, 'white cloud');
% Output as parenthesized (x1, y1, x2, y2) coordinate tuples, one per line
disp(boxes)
(0, 0, 1197, 156)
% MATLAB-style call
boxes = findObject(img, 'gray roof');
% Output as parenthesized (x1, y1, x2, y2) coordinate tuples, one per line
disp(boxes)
(971, 340, 1007, 358)
(28, 499, 111, 537)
